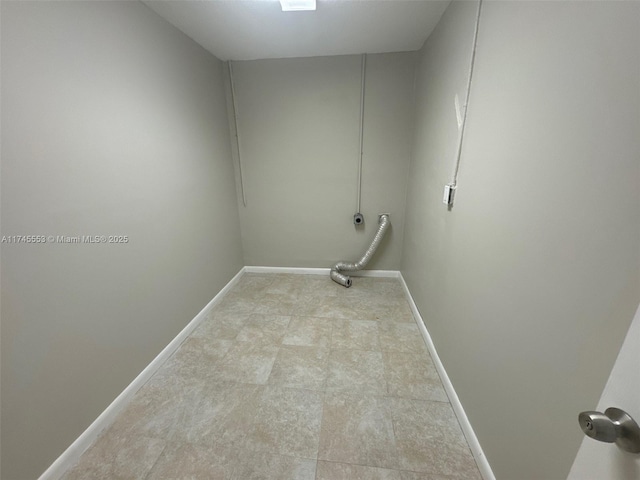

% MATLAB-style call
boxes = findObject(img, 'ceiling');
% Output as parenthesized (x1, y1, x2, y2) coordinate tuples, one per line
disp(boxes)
(142, 0, 451, 61)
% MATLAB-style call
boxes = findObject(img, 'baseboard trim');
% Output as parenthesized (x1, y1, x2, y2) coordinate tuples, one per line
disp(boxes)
(351, 269, 399, 278)
(38, 267, 246, 480)
(244, 266, 330, 275)
(244, 265, 399, 278)
(398, 273, 496, 480)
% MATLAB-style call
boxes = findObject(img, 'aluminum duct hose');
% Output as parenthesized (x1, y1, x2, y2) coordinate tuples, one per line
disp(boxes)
(330, 214, 390, 288)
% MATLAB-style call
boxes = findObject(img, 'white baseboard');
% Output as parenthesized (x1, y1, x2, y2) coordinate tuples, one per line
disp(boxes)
(244, 265, 399, 278)
(351, 269, 399, 278)
(244, 266, 330, 275)
(38, 267, 246, 480)
(398, 273, 496, 480)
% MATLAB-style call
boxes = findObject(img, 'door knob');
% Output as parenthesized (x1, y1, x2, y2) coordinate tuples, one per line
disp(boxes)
(578, 408, 640, 453)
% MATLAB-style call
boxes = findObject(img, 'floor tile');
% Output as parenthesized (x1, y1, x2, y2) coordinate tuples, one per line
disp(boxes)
(175, 336, 234, 363)
(215, 295, 258, 315)
(296, 295, 363, 319)
(263, 275, 306, 298)
(348, 296, 414, 323)
(378, 322, 427, 354)
(108, 376, 204, 440)
(326, 349, 387, 394)
(224, 286, 266, 303)
(235, 452, 316, 480)
(282, 316, 332, 348)
(247, 386, 324, 458)
(234, 274, 275, 293)
(192, 313, 250, 341)
(316, 461, 402, 480)
(298, 276, 342, 297)
(397, 443, 481, 479)
(399, 472, 468, 480)
(252, 293, 297, 316)
(212, 341, 280, 384)
(62, 433, 165, 480)
(268, 345, 329, 390)
(374, 299, 415, 323)
(145, 442, 237, 479)
(235, 314, 291, 346)
(386, 398, 480, 477)
(369, 279, 405, 297)
(384, 352, 448, 402)
(318, 393, 398, 469)
(334, 295, 384, 321)
(334, 279, 392, 302)
(161, 336, 233, 381)
(173, 382, 263, 449)
(331, 319, 380, 351)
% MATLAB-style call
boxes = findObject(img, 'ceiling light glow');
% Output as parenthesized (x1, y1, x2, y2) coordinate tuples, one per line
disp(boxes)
(279, 0, 316, 12)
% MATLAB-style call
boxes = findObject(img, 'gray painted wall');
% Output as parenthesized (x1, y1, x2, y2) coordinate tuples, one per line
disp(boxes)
(0, 2, 243, 478)
(229, 53, 415, 269)
(402, 2, 640, 479)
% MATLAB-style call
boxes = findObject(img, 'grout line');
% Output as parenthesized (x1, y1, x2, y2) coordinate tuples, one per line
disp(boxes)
(141, 442, 168, 480)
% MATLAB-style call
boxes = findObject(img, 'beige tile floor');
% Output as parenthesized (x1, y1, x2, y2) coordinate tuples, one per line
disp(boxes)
(63, 273, 482, 480)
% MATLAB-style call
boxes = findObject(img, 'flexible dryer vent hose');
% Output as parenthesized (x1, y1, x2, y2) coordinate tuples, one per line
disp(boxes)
(330, 214, 390, 288)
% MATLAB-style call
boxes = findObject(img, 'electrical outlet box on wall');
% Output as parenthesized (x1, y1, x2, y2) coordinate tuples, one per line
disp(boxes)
(443, 184, 455, 206)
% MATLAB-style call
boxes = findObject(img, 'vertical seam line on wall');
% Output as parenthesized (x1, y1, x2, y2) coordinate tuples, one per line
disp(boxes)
(356, 53, 367, 213)
(451, 0, 483, 188)
(228, 61, 247, 207)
